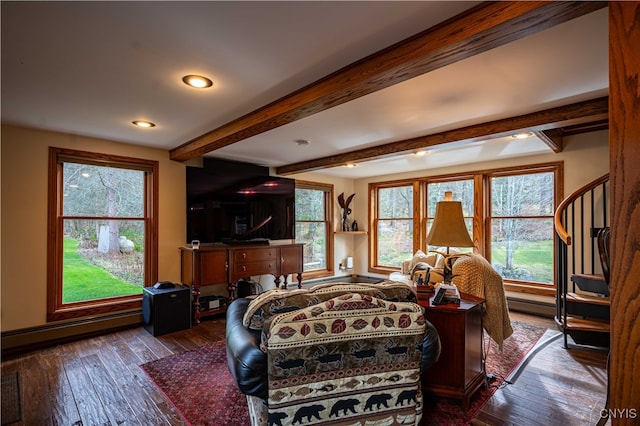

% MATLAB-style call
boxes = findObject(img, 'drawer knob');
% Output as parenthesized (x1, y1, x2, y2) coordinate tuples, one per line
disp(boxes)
(242, 253, 247, 259)
(242, 266, 246, 272)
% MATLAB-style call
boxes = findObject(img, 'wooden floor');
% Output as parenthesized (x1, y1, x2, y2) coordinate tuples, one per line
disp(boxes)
(1, 311, 607, 426)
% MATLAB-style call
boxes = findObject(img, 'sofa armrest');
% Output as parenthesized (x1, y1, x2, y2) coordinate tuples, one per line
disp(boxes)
(225, 298, 268, 399)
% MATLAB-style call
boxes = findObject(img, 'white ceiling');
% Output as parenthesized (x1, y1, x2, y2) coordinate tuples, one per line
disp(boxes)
(1, 2, 608, 179)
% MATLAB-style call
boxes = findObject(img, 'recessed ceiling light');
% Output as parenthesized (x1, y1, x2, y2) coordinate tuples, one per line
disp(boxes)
(295, 139, 310, 146)
(414, 150, 430, 156)
(512, 132, 534, 139)
(132, 120, 156, 128)
(345, 163, 357, 168)
(182, 75, 213, 89)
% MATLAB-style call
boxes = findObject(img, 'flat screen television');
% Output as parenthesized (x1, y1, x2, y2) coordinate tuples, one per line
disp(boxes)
(186, 160, 295, 245)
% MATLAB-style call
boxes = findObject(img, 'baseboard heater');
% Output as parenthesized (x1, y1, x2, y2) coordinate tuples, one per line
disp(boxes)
(1, 310, 142, 357)
(507, 296, 556, 317)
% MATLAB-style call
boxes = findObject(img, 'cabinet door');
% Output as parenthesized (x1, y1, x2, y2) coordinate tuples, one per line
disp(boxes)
(279, 244, 303, 276)
(198, 250, 228, 285)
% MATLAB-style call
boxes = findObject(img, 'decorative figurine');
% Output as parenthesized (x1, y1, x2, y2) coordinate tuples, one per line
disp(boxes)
(338, 192, 355, 232)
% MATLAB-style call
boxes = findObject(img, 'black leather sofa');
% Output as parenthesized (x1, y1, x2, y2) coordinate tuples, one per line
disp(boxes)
(225, 296, 441, 400)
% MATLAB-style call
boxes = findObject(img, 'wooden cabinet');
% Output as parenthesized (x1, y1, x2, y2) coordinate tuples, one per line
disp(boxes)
(278, 244, 303, 288)
(229, 246, 279, 283)
(228, 244, 303, 289)
(180, 244, 303, 324)
(419, 293, 485, 410)
(180, 247, 229, 324)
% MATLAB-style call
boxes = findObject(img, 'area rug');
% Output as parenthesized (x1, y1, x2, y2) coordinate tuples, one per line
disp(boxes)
(1, 372, 21, 425)
(421, 320, 547, 425)
(142, 320, 546, 426)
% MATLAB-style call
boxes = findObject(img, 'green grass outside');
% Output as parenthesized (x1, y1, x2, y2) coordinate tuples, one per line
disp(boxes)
(63, 238, 142, 303)
(491, 239, 553, 283)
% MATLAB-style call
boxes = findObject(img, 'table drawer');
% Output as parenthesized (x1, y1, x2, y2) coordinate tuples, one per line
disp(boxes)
(233, 248, 277, 262)
(233, 260, 277, 278)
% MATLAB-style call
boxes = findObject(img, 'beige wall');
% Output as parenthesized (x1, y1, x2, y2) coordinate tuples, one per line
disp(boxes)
(1, 125, 186, 331)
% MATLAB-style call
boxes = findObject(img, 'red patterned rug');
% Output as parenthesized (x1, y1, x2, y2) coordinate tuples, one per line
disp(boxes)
(421, 320, 547, 425)
(141, 320, 546, 426)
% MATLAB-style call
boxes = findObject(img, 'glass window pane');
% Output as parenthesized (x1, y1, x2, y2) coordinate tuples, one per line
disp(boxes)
(296, 222, 326, 271)
(378, 186, 412, 218)
(63, 163, 145, 217)
(428, 180, 474, 217)
(295, 188, 325, 220)
(490, 218, 553, 284)
(491, 173, 554, 217)
(62, 219, 144, 303)
(377, 219, 413, 267)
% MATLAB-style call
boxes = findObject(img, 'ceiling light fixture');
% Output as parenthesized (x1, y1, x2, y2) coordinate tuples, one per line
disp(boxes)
(182, 75, 213, 89)
(132, 120, 156, 128)
(345, 163, 357, 168)
(414, 150, 430, 156)
(295, 139, 310, 146)
(512, 132, 534, 139)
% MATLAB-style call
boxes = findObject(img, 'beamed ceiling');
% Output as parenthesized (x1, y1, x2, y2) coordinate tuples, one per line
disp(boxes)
(1, 1, 609, 178)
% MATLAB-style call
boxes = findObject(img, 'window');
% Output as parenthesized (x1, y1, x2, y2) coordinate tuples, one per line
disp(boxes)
(295, 181, 333, 279)
(489, 170, 556, 285)
(369, 163, 561, 293)
(427, 179, 474, 253)
(372, 184, 415, 269)
(48, 148, 158, 321)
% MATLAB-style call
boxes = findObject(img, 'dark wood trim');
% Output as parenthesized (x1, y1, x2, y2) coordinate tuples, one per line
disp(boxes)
(608, 2, 640, 419)
(276, 97, 608, 175)
(535, 129, 564, 153)
(170, 1, 606, 162)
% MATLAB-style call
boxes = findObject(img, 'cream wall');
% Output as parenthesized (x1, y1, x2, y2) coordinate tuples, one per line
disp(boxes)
(1, 125, 186, 331)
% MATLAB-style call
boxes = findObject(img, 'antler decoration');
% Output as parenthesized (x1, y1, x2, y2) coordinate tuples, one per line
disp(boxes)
(338, 192, 355, 231)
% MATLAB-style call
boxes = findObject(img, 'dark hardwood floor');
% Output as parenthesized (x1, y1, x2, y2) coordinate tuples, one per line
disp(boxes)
(1, 311, 607, 426)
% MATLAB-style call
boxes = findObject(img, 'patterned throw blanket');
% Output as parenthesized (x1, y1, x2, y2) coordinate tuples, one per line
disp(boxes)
(453, 254, 514, 349)
(265, 293, 426, 425)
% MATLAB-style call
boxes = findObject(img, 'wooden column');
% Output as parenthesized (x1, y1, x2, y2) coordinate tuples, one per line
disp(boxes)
(609, 2, 640, 424)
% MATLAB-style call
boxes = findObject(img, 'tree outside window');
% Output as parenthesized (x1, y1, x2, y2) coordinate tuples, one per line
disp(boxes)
(375, 185, 413, 268)
(427, 179, 474, 253)
(490, 172, 555, 284)
(48, 148, 158, 321)
(295, 182, 333, 278)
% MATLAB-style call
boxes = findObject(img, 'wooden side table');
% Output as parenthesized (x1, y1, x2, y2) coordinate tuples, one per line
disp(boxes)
(418, 292, 485, 410)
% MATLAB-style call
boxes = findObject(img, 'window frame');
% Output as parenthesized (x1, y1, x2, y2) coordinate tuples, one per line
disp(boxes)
(368, 179, 422, 274)
(295, 180, 334, 280)
(369, 162, 562, 295)
(47, 147, 159, 321)
(485, 163, 563, 295)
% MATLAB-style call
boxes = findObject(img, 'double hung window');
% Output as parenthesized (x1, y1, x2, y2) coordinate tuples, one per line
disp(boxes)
(48, 148, 158, 321)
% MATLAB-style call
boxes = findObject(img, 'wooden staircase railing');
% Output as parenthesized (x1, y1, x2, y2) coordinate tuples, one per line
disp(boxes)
(554, 173, 610, 348)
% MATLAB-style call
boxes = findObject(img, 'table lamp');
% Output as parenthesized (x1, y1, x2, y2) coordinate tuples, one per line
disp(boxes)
(427, 191, 474, 283)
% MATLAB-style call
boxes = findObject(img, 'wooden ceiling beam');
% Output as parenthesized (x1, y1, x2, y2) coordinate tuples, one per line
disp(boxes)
(535, 129, 565, 153)
(276, 97, 608, 175)
(170, 1, 607, 162)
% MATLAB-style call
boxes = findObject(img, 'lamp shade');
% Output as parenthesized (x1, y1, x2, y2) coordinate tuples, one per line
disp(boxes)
(427, 200, 474, 248)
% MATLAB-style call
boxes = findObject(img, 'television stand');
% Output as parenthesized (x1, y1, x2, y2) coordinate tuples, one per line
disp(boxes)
(180, 243, 303, 324)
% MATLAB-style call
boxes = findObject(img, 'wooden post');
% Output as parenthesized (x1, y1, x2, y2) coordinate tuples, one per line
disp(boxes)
(609, 2, 640, 424)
